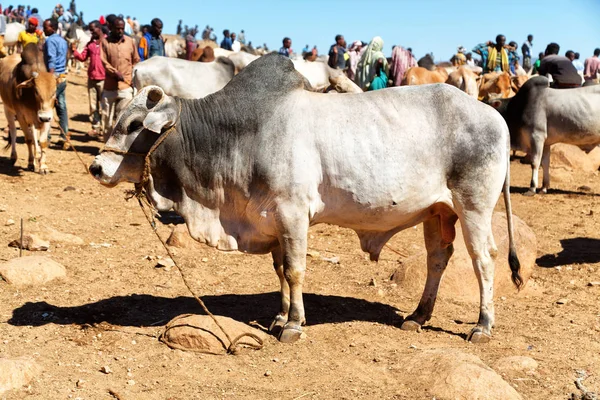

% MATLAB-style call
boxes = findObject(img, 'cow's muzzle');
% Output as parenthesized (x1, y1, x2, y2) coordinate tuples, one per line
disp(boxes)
(89, 162, 102, 179)
(38, 111, 53, 123)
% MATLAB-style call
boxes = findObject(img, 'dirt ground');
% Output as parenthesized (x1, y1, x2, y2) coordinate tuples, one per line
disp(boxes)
(0, 72, 599, 400)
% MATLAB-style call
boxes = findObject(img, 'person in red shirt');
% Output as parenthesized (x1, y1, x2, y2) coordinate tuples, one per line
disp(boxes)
(72, 20, 105, 137)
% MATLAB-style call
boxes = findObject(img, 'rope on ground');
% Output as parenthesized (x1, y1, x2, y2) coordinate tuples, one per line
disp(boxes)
(58, 125, 90, 175)
(59, 117, 262, 355)
(133, 191, 263, 355)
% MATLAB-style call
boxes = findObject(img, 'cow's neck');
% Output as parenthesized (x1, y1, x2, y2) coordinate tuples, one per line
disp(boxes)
(148, 96, 254, 213)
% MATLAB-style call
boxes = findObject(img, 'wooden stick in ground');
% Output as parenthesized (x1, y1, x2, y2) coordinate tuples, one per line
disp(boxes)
(19, 218, 23, 257)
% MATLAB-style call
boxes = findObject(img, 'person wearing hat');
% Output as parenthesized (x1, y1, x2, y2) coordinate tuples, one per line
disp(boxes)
(17, 17, 42, 52)
(451, 46, 467, 66)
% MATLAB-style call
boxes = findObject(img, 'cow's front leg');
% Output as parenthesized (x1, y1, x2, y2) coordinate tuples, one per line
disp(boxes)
(540, 144, 551, 194)
(36, 123, 50, 174)
(276, 206, 309, 343)
(402, 215, 454, 332)
(269, 246, 290, 336)
(18, 119, 35, 171)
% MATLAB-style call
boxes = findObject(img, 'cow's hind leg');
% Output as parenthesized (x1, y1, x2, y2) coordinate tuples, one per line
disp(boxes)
(459, 209, 496, 343)
(269, 246, 290, 336)
(17, 118, 35, 171)
(401, 211, 456, 332)
(5, 107, 18, 165)
(540, 144, 551, 194)
(275, 205, 309, 343)
(524, 129, 546, 196)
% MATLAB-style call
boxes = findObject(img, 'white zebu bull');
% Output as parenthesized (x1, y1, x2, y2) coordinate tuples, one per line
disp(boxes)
(90, 54, 521, 344)
(132, 56, 235, 99)
(67, 27, 91, 74)
(491, 75, 600, 195)
(4, 22, 25, 54)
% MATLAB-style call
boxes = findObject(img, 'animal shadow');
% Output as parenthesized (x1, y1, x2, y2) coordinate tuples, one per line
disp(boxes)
(8, 293, 404, 332)
(536, 237, 600, 268)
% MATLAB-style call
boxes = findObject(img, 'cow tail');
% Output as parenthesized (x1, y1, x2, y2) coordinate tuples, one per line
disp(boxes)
(503, 134, 523, 289)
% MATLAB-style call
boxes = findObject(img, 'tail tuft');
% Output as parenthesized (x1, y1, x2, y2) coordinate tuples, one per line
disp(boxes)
(509, 247, 523, 290)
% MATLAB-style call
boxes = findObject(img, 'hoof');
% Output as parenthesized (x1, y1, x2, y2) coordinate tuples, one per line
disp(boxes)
(9, 158, 17, 166)
(400, 319, 422, 333)
(269, 314, 287, 336)
(540, 188, 548, 195)
(523, 190, 536, 197)
(278, 324, 302, 343)
(39, 168, 48, 175)
(467, 328, 491, 343)
(27, 163, 35, 172)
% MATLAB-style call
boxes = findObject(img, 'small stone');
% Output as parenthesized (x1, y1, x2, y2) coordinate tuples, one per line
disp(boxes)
(377, 289, 384, 297)
(131, 340, 137, 345)
(0, 205, 6, 212)
(100, 366, 112, 374)
(264, 370, 272, 377)
(373, 357, 381, 363)
(556, 298, 569, 305)
(369, 278, 377, 287)
(588, 282, 600, 287)
(577, 185, 592, 192)
(0, 357, 42, 395)
(554, 266, 562, 271)
(156, 258, 175, 270)
(127, 380, 135, 386)
(272, 358, 279, 363)
(322, 256, 339, 264)
(300, 332, 307, 340)
(201, 257, 209, 262)
(63, 186, 76, 191)
(5, 219, 15, 226)
(9, 234, 50, 251)
(76, 379, 85, 388)
(307, 250, 320, 258)
(409, 344, 417, 349)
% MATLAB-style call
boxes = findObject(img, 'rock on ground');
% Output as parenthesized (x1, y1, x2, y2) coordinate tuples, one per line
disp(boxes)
(160, 314, 267, 354)
(493, 356, 538, 375)
(400, 349, 522, 400)
(390, 212, 536, 302)
(8, 234, 50, 251)
(550, 144, 600, 173)
(33, 226, 84, 246)
(166, 224, 195, 248)
(0, 357, 42, 395)
(0, 256, 66, 287)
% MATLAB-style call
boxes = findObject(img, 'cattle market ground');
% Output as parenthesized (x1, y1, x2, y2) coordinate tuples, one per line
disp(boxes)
(1, 72, 599, 400)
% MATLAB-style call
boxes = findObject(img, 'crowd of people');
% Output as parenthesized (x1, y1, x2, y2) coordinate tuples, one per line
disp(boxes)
(0, 5, 599, 148)
(271, 32, 600, 91)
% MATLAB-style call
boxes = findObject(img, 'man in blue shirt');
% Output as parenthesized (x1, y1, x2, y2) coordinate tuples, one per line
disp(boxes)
(220, 29, 232, 50)
(43, 19, 69, 144)
(279, 37, 292, 57)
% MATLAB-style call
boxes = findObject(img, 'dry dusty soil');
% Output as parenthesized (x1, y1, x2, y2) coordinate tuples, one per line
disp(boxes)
(0, 72, 600, 399)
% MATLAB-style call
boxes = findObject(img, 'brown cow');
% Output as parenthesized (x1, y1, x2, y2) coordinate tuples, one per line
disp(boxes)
(191, 46, 216, 62)
(402, 66, 449, 86)
(446, 66, 479, 98)
(0, 44, 56, 174)
(478, 71, 512, 101)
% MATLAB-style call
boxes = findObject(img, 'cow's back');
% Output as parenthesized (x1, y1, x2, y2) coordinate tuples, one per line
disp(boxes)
(133, 57, 234, 98)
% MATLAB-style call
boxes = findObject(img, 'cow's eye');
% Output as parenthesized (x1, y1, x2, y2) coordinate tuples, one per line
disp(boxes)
(128, 120, 143, 133)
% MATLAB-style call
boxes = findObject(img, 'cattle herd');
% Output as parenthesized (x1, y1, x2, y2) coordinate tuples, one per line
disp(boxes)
(1, 15, 600, 351)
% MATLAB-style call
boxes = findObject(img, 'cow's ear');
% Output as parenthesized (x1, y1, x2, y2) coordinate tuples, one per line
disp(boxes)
(142, 86, 177, 133)
(16, 77, 35, 98)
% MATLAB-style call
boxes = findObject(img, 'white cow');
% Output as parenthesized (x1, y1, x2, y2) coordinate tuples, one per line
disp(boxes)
(4, 22, 25, 54)
(91, 54, 522, 344)
(132, 56, 235, 99)
(67, 27, 91, 74)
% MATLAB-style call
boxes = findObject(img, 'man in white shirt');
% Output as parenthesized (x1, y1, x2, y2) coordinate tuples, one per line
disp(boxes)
(231, 32, 241, 52)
